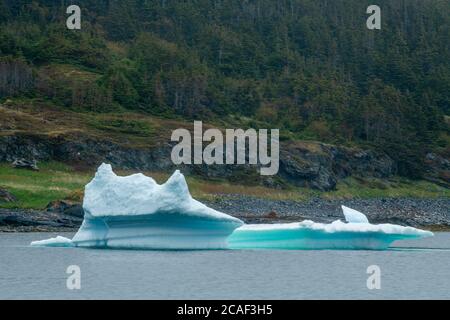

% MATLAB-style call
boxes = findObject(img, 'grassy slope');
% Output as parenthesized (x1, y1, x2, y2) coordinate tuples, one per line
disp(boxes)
(0, 100, 174, 148)
(0, 162, 448, 210)
(0, 162, 90, 209)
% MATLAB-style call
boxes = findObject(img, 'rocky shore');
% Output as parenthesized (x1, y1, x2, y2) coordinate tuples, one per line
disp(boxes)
(1, 197, 449, 232)
(206, 196, 450, 229)
(0, 207, 82, 232)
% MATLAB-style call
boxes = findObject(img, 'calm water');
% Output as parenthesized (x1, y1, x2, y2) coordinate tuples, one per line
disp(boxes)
(1, 232, 449, 299)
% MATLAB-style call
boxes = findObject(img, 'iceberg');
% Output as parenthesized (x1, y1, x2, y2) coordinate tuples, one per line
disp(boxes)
(31, 164, 243, 250)
(228, 206, 433, 250)
(342, 205, 369, 223)
(31, 164, 433, 251)
(31, 236, 74, 247)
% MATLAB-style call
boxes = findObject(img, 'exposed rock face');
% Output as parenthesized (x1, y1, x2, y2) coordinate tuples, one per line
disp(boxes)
(424, 153, 450, 188)
(0, 134, 175, 171)
(279, 142, 394, 190)
(0, 208, 83, 232)
(0, 133, 414, 191)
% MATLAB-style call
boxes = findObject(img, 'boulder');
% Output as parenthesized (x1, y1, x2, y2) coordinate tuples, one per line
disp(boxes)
(46, 200, 84, 218)
(0, 188, 17, 203)
(266, 211, 278, 219)
(12, 158, 39, 171)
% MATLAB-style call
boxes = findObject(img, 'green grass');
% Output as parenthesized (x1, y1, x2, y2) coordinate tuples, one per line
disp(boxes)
(0, 162, 449, 210)
(88, 117, 155, 137)
(0, 162, 92, 209)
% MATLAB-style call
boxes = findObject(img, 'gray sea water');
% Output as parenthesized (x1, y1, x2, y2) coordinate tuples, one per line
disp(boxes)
(0, 232, 449, 299)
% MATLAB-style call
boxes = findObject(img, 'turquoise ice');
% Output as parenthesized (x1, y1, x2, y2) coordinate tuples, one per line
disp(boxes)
(228, 206, 433, 250)
(228, 217, 433, 250)
(31, 164, 433, 250)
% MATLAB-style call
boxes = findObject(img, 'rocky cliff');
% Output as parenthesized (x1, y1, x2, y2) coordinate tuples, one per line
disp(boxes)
(0, 132, 405, 191)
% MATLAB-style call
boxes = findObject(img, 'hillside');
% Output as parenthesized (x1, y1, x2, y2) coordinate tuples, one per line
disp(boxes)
(0, 0, 449, 199)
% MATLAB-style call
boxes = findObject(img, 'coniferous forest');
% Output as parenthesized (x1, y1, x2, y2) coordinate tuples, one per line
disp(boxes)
(0, 0, 449, 179)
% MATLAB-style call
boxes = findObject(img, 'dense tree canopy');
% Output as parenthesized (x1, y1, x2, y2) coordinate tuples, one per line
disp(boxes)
(0, 0, 449, 177)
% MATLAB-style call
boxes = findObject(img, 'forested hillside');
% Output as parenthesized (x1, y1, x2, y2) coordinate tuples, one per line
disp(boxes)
(0, 0, 449, 179)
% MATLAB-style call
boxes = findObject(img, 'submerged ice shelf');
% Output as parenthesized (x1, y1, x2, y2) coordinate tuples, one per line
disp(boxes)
(31, 164, 433, 250)
(228, 206, 433, 250)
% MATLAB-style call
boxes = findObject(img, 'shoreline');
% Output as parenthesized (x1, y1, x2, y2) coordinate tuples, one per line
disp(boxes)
(205, 196, 450, 227)
(1, 196, 449, 232)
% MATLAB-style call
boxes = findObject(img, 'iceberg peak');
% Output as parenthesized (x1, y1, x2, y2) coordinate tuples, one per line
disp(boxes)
(82, 164, 239, 222)
(164, 169, 190, 198)
(342, 205, 369, 224)
(95, 163, 115, 178)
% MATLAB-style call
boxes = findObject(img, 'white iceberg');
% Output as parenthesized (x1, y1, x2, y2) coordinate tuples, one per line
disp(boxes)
(228, 206, 433, 250)
(31, 236, 74, 247)
(342, 205, 369, 223)
(31, 164, 433, 251)
(31, 164, 243, 250)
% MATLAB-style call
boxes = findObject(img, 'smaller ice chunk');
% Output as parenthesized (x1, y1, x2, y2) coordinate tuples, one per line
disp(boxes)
(31, 236, 73, 247)
(342, 205, 369, 223)
(228, 206, 433, 250)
